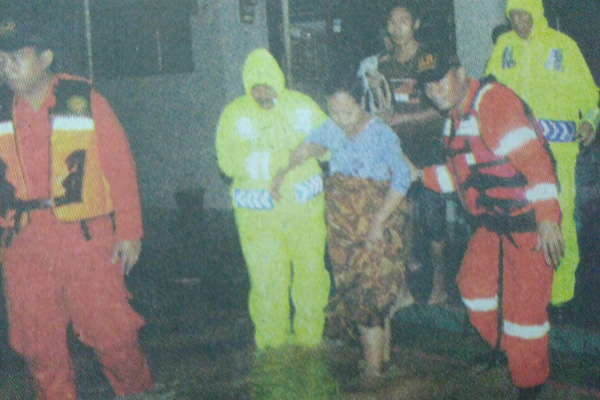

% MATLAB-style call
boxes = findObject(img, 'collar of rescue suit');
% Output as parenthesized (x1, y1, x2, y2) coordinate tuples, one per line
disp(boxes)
(14, 75, 60, 113)
(14, 74, 89, 113)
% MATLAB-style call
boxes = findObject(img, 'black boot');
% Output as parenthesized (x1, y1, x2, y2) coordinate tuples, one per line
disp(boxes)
(518, 385, 542, 399)
(471, 349, 508, 372)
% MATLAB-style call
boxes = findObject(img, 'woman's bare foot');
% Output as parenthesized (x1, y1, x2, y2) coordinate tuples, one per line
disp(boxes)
(427, 287, 449, 305)
(383, 317, 392, 363)
(428, 265, 449, 305)
(395, 283, 415, 308)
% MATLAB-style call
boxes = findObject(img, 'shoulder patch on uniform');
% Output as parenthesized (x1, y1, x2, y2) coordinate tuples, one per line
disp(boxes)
(501, 46, 515, 69)
(236, 117, 258, 141)
(67, 95, 89, 115)
(53, 79, 92, 117)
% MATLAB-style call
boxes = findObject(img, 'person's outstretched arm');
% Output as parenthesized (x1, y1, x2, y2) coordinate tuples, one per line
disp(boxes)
(269, 142, 326, 201)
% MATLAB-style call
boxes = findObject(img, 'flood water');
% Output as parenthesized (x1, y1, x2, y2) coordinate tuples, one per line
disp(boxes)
(0, 209, 598, 399)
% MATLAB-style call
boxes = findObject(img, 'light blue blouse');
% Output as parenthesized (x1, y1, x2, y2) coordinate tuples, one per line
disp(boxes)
(306, 118, 411, 194)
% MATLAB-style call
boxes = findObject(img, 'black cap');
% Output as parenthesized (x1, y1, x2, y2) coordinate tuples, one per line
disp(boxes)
(416, 50, 460, 85)
(0, 19, 51, 52)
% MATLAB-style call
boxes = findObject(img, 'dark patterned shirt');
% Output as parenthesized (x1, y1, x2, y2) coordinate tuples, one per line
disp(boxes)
(377, 45, 446, 168)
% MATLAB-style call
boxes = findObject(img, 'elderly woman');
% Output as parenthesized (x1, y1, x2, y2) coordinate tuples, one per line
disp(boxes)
(270, 78, 417, 378)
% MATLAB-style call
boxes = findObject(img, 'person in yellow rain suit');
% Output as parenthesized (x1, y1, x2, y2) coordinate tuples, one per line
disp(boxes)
(216, 48, 330, 349)
(486, 0, 600, 306)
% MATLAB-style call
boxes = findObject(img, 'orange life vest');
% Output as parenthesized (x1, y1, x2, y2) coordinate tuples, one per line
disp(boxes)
(445, 78, 554, 231)
(0, 79, 113, 223)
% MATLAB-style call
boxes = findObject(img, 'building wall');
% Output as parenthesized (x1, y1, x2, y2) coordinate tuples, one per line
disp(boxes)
(95, 0, 269, 211)
(93, 0, 506, 211)
(454, 0, 506, 78)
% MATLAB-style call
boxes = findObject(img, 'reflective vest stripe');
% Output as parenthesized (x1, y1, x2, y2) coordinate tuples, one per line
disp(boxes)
(443, 119, 452, 137)
(295, 174, 323, 203)
(233, 188, 274, 210)
(233, 174, 323, 209)
(525, 183, 559, 203)
(245, 151, 270, 181)
(52, 116, 95, 131)
(494, 127, 537, 157)
(503, 320, 550, 339)
(455, 116, 479, 136)
(462, 295, 498, 312)
(538, 119, 576, 143)
(465, 153, 476, 165)
(0, 121, 14, 136)
(436, 166, 455, 193)
(473, 83, 494, 111)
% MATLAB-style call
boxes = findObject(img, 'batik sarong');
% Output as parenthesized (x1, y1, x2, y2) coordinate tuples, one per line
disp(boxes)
(324, 174, 416, 338)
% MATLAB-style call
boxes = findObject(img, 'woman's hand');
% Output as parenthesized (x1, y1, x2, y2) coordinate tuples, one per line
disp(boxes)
(269, 143, 325, 202)
(365, 188, 403, 250)
(404, 157, 421, 182)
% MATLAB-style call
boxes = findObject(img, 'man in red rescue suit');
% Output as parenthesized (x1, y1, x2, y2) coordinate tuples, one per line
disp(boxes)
(0, 19, 156, 400)
(416, 52, 565, 400)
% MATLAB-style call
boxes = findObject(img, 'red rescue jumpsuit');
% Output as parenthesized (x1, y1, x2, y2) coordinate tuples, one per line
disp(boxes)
(423, 79, 560, 388)
(1, 75, 153, 399)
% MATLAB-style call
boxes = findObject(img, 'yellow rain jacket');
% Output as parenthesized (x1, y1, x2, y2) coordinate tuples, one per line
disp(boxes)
(216, 48, 330, 349)
(486, 0, 600, 305)
(487, 0, 599, 130)
(216, 48, 328, 204)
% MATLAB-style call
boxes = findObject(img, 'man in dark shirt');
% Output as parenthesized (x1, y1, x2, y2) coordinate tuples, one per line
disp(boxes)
(369, 2, 449, 304)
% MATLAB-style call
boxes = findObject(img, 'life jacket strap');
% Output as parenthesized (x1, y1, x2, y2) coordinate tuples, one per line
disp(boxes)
(476, 210, 536, 236)
(80, 220, 91, 241)
(16, 198, 53, 211)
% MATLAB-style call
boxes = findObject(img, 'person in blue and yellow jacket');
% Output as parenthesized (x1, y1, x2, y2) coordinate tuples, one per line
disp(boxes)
(216, 48, 330, 350)
(486, 0, 600, 307)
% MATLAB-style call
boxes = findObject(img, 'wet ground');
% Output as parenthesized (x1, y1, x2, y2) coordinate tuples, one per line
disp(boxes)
(0, 208, 599, 399)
